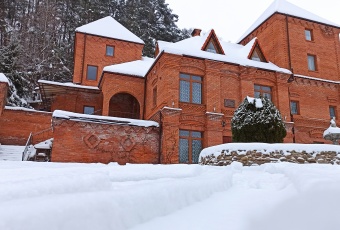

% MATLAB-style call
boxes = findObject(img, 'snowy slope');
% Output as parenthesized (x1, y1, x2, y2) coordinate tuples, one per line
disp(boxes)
(1, 161, 340, 230)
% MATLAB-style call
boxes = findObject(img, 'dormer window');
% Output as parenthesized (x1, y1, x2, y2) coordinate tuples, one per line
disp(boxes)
(206, 41, 217, 53)
(249, 44, 267, 62)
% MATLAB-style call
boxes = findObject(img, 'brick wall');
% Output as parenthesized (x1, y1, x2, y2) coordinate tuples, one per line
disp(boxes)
(0, 82, 8, 116)
(73, 33, 144, 86)
(51, 90, 103, 115)
(51, 118, 159, 164)
(0, 109, 52, 145)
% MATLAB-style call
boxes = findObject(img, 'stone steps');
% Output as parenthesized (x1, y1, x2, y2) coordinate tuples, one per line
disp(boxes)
(0, 145, 25, 161)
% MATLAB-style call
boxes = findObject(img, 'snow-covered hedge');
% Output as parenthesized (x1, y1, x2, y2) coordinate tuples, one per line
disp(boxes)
(199, 143, 340, 166)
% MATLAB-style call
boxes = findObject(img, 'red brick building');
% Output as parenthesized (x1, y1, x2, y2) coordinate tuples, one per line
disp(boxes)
(2, 0, 340, 164)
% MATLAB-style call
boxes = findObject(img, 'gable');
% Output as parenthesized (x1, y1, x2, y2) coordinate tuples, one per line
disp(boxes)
(248, 40, 268, 63)
(201, 30, 225, 55)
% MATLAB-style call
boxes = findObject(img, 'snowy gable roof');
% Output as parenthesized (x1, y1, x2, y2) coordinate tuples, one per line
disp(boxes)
(157, 31, 290, 74)
(38, 80, 99, 90)
(75, 16, 144, 44)
(0, 73, 9, 84)
(238, 0, 340, 43)
(103, 57, 155, 78)
(53, 110, 159, 127)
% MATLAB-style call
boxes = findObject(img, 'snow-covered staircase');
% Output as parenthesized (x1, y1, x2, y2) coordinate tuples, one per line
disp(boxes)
(0, 145, 25, 161)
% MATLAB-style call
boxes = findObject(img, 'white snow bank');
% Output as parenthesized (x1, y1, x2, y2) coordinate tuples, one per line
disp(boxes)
(0, 73, 9, 83)
(53, 110, 159, 127)
(200, 142, 340, 158)
(5, 106, 51, 114)
(103, 57, 154, 77)
(247, 96, 263, 108)
(76, 16, 144, 44)
(38, 80, 99, 90)
(1, 162, 340, 230)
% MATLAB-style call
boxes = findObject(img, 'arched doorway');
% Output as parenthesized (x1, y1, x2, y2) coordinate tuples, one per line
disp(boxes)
(109, 93, 140, 119)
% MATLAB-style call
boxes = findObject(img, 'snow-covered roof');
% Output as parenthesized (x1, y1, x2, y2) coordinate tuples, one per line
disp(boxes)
(157, 32, 291, 74)
(0, 73, 9, 84)
(238, 0, 340, 43)
(247, 96, 263, 108)
(75, 16, 144, 44)
(53, 110, 159, 127)
(5, 106, 51, 114)
(34, 139, 53, 150)
(38, 80, 99, 90)
(103, 57, 155, 77)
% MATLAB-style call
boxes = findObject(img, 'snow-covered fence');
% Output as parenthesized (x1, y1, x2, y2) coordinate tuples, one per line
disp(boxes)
(199, 143, 340, 166)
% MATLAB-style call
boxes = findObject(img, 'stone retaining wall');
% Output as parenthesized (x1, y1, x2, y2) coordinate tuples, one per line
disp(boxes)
(200, 149, 340, 166)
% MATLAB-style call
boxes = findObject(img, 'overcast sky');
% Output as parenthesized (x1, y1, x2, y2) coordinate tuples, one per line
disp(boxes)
(165, 0, 340, 43)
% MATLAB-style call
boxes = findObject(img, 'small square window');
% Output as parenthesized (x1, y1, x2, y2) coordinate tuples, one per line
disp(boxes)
(87, 65, 97, 80)
(290, 101, 299, 115)
(84, 106, 95, 115)
(307, 55, 316, 71)
(329, 106, 336, 119)
(106, 45, 114, 56)
(305, 29, 313, 41)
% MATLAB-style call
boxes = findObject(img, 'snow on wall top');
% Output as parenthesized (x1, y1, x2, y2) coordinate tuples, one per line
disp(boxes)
(200, 142, 340, 158)
(53, 110, 159, 127)
(5, 106, 51, 114)
(157, 32, 291, 74)
(0, 73, 9, 83)
(38, 80, 99, 90)
(75, 16, 144, 44)
(103, 57, 155, 77)
(238, 0, 340, 43)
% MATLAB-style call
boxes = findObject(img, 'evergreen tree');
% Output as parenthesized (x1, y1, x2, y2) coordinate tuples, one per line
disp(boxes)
(231, 96, 287, 143)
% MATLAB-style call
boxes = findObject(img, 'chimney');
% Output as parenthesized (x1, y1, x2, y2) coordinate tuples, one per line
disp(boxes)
(191, 29, 202, 37)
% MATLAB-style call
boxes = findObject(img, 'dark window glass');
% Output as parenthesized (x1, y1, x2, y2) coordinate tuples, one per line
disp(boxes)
(254, 84, 272, 100)
(307, 55, 316, 71)
(87, 65, 97, 80)
(330, 106, 336, 118)
(290, 101, 299, 115)
(84, 106, 95, 115)
(106, 46, 114, 56)
(179, 73, 202, 104)
(179, 130, 203, 164)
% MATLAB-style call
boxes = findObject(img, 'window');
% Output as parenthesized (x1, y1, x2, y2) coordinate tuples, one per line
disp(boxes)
(106, 45, 114, 56)
(250, 45, 267, 62)
(180, 73, 202, 104)
(329, 106, 336, 119)
(179, 130, 203, 164)
(254, 84, 272, 100)
(84, 106, 95, 115)
(153, 87, 157, 107)
(305, 29, 313, 41)
(290, 101, 299, 115)
(87, 65, 98, 80)
(205, 41, 217, 53)
(307, 54, 317, 71)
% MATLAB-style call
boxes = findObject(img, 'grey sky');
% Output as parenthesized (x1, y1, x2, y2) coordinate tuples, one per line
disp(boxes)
(165, 0, 340, 42)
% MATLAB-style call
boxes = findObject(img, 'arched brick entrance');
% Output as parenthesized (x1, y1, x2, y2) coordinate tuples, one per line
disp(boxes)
(109, 93, 140, 119)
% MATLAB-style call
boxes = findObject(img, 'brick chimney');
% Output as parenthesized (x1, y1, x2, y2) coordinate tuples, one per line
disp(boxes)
(191, 29, 202, 37)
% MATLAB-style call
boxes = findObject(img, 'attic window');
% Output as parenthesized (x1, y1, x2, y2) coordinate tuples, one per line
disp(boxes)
(206, 41, 217, 53)
(250, 45, 266, 62)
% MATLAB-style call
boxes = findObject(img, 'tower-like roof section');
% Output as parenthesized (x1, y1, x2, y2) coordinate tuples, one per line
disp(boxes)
(75, 16, 144, 44)
(238, 0, 340, 43)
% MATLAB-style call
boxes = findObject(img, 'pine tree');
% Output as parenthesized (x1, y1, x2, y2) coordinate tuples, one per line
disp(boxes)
(231, 96, 287, 143)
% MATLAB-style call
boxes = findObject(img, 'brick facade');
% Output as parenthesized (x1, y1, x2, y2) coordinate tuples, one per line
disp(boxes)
(0, 109, 52, 145)
(52, 117, 159, 164)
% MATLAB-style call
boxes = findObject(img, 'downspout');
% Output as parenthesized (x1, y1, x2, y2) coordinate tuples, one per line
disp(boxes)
(286, 15, 296, 143)
(158, 111, 163, 164)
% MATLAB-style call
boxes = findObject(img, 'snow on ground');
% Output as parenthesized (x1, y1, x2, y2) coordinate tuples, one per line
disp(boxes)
(1, 161, 340, 230)
(0, 145, 24, 161)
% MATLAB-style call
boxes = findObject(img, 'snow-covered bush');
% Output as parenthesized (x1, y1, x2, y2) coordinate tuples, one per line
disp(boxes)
(231, 96, 286, 143)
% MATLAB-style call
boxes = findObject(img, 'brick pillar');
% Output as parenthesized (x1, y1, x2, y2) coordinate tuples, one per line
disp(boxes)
(160, 107, 182, 164)
(204, 112, 224, 148)
(0, 81, 8, 116)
